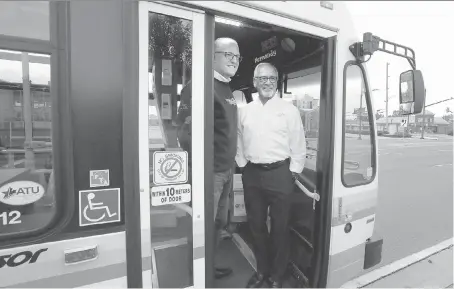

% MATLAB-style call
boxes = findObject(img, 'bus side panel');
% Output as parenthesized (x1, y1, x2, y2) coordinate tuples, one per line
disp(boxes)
(68, 0, 125, 229)
(0, 2, 129, 287)
(0, 233, 126, 288)
(327, 25, 380, 287)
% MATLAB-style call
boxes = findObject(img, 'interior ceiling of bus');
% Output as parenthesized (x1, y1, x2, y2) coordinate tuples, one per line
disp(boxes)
(215, 18, 324, 92)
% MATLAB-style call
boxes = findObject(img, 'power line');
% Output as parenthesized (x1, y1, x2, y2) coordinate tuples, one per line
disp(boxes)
(425, 97, 454, 108)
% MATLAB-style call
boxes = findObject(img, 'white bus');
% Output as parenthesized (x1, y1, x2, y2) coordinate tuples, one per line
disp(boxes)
(0, 1, 425, 288)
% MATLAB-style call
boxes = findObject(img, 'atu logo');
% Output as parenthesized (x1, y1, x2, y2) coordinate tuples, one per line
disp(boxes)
(0, 181, 45, 206)
(0, 248, 48, 269)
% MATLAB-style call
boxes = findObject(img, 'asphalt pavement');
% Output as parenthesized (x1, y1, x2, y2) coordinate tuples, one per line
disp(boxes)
(367, 134, 453, 272)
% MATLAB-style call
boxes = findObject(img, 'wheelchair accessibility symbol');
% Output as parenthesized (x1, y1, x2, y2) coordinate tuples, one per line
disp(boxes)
(79, 188, 121, 226)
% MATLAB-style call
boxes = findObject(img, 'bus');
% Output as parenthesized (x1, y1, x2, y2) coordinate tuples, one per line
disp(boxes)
(0, 1, 425, 288)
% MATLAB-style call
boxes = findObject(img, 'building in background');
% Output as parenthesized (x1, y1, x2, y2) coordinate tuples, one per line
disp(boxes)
(376, 109, 453, 135)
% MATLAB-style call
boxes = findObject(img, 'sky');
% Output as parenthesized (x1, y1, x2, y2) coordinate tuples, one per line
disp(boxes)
(345, 1, 454, 117)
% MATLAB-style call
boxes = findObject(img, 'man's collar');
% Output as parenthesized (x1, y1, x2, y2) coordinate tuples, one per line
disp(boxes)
(255, 90, 279, 105)
(214, 70, 231, 83)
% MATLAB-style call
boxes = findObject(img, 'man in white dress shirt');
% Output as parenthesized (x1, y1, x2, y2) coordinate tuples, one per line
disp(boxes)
(236, 62, 306, 288)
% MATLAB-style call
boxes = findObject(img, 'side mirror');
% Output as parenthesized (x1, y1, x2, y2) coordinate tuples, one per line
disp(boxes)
(399, 70, 425, 115)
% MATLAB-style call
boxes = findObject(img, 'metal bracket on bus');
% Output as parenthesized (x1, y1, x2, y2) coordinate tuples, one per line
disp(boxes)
(64, 245, 98, 265)
(295, 180, 320, 210)
(350, 32, 417, 70)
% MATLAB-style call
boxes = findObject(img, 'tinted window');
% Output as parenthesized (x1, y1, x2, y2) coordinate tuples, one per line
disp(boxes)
(0, 49, 55, 238)
(286, 68, 321, 185)
(0, 2, 49, 40)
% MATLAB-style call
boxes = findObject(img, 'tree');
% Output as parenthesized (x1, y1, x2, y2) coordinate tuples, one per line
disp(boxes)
(443, 107, 453, 123)
(149, 14, 192, 69)
(148, 14, 192, 147)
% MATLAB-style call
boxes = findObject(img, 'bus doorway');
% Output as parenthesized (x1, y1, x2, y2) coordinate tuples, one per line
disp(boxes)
(213, 16, 326, 288)
(139, 2, 331, 287)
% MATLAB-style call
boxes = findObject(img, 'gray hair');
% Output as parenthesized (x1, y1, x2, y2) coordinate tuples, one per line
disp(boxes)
(254, 62, 278, 78)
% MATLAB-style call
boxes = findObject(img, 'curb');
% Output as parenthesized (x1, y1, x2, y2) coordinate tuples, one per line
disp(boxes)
(341, 238, 453, 288)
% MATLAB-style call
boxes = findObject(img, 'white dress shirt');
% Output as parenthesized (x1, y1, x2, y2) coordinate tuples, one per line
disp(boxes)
(236, 94, 307, 174)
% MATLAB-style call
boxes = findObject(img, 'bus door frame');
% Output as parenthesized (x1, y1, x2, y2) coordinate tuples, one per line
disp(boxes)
(136, 2, 212, 288)
(133, 1, 340, 288)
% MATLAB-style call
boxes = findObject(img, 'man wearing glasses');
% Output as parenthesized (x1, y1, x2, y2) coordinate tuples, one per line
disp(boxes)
(177, 37, 241, 280)
(236, 62, 306, 288)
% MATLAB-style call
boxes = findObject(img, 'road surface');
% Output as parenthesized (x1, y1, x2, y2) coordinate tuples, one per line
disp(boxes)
(369, 134, 453, 271)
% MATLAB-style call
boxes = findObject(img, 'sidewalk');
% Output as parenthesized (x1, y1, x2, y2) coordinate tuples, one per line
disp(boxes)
(343, 238, 453, 288)
(364, 246, 453, 288)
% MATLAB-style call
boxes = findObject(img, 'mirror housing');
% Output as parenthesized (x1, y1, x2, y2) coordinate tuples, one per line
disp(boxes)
(399, 70, 425, 115)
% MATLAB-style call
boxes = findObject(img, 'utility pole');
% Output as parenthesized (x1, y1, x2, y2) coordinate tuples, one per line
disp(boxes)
(407, 114, 410, 135)
(385, 62, 390, 132)
(420, 89, 427, 139)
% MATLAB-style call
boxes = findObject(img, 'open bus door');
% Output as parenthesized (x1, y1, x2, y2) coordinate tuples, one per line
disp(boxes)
(135, 2, 210, 288)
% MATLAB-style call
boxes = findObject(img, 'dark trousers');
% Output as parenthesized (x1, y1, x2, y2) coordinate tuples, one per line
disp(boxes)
(242, 160, 293, 281)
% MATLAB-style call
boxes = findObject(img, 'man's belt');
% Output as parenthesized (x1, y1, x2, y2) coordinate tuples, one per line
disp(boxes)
(248, 158, 290, 170)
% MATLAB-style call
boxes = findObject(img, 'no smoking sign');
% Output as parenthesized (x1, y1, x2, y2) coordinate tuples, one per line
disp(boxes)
(153, 151, 188, 185)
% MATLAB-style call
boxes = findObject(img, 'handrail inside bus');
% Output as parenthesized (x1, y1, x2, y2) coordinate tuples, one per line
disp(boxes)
(298, 173, 316, 191)
(295, 179, 320, 202)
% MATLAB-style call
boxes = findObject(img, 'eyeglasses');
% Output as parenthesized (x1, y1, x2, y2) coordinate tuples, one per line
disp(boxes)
(254, 76, 278, 84)
(215, 51, 243, 62)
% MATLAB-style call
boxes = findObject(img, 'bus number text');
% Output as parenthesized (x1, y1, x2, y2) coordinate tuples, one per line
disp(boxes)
(0, 211, 22, 226)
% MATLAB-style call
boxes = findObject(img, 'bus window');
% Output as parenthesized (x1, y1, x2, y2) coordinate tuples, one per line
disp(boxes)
(0, 49, 55, 238)
(147, 11, 193, 288)
(342, 64, 376, 186)
(0, 2, 49, 40)
(286, 67, 321, 185)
